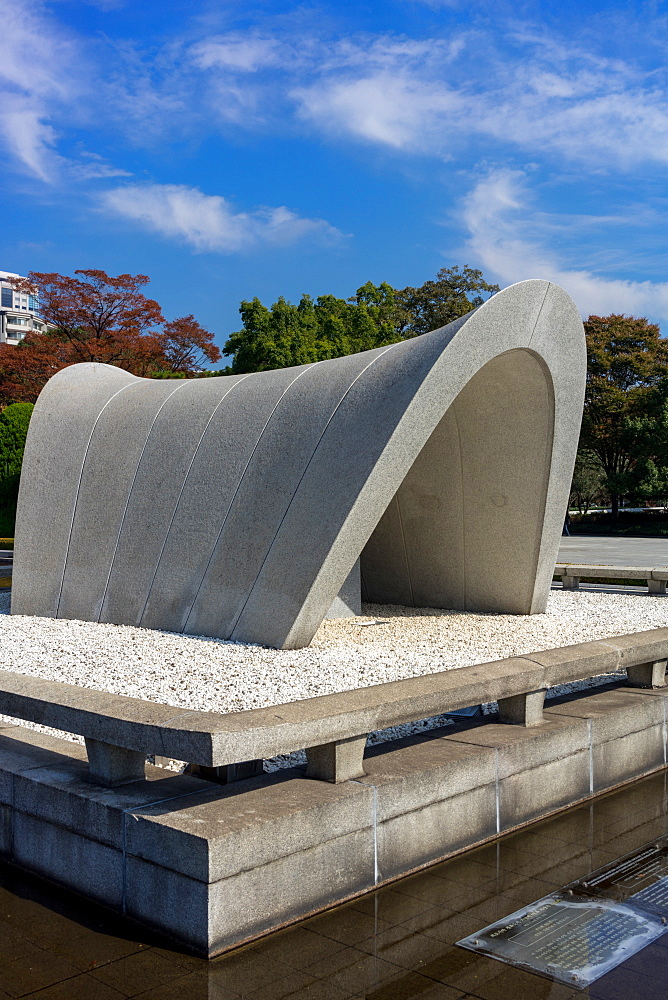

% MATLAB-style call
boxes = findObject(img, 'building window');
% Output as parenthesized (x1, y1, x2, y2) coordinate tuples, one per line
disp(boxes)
(7, 316, 28, 326)
(1, 287, 12, 308)
(28, 295, 37, 311)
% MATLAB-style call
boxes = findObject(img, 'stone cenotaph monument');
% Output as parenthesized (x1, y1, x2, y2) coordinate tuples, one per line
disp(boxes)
(12, 279, 586, 648)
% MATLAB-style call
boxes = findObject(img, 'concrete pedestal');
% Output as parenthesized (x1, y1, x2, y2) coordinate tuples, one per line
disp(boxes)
(0, 682, 665, 957)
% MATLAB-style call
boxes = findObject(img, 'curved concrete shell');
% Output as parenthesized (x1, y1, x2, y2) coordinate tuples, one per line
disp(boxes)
(12, 279, 586, 649)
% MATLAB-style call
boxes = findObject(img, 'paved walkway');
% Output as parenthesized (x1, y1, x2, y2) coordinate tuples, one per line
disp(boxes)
(558, 534, 668, 567)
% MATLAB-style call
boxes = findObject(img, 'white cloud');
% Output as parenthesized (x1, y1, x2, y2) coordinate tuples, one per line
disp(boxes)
(70, 159, 132, 181)
(191, 36, 280, 73)
(294, 72, 463, 148)
(0, 0, 82, 181)
(10, 11, 662, 180)
(462, 168, 668, 321)
(319, 36, 457, 72)
(99, 183, 343, 252)
(291, 31, 668, 170)
(4, 5, 668, 202)
(0, 100, 58, 183)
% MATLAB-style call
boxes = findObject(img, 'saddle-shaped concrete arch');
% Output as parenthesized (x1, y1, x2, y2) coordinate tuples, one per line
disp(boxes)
(12, 279, 586, 649)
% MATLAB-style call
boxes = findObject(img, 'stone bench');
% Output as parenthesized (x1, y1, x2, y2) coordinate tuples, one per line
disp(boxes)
(0, 628, 666, 787)
(555, 563, 668, 594)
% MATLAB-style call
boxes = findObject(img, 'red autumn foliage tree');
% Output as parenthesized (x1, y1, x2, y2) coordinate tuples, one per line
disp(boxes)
(0, 269, 221, 403)
(155, 314, 223, 373)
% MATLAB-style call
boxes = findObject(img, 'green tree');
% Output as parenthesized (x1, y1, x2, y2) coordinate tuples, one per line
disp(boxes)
(224, 297, 316, 373)
(0, 402, 33, 528)
(580, 314, 668, 519)
(569, 449, 606, 516)
(621, 403, 668, 505)
(223, 269, 497, 374)
(393, 266, 499, 337)
(223, 283, 400, 374)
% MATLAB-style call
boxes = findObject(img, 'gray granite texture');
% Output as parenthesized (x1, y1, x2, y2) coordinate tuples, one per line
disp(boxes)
(0, 680, 665, 956)
(12, 279, 586, 648)
(0, 627, 663, 776)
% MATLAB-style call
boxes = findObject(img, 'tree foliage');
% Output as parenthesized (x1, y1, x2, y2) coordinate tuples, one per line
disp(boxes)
(569, 449, 606, 516)
(393, 266, 499, 338)
(0, 402, 33, 514)
(223, 267, 499, 374)
(620, 405, 668, 504)
(579, 314, 668, 516)
(155, 314, 222, 373)
(223, 282, 399, 374)
(0, 270, 221, 403)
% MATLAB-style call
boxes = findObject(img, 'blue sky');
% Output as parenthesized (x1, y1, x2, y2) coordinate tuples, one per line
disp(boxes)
(2, 0, 668, 355)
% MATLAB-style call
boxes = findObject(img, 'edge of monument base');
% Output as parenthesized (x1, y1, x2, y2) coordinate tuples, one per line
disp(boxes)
(0, 682, 665, 958)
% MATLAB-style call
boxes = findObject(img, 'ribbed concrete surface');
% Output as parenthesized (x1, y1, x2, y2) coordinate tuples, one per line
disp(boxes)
(12, 280, 586, 648)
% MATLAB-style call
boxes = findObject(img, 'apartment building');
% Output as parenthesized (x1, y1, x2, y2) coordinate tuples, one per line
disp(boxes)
(0, 271, 46, 343)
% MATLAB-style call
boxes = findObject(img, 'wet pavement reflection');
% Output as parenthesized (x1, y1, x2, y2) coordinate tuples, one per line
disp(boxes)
(1, 772, 668, 998)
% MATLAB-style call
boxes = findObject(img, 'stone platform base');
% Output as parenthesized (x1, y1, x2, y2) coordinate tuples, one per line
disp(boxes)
(1, 681, 666, 957)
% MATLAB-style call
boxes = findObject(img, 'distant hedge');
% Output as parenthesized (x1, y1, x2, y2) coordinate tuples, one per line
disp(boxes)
(0, 402, 33, 530)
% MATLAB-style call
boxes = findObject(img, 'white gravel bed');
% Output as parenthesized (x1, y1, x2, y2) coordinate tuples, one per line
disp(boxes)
(0, 588, 665, 767)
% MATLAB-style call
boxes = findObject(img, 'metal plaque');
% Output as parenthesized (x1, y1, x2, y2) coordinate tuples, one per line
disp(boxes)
(576, 842, 668, 916)
(458, 890, 666, 989)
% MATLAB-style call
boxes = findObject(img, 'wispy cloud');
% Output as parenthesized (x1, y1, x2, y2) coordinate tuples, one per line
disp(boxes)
(191, 36, 280, 73)
(10, 7, 668, 181)
(99, 183, 344, 252)
(294, 71, 463, 148)
(291, 29, 668, 169)
(0, 100, 58, 182)
(0, 0, 130, 183)
(0, 0, 81, 180)
(461, 168, 668, 321)
(69, 150, 132, 181)
(6, 0, 668, 299)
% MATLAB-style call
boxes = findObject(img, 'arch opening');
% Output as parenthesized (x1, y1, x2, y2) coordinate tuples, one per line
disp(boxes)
(360, 348, 555, 614)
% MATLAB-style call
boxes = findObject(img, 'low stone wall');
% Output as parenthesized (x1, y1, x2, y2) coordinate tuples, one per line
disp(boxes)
(1, 680, 667, 957)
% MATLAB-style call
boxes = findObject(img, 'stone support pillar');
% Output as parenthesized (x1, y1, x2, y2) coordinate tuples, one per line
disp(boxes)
(305, 735, 367, 782)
